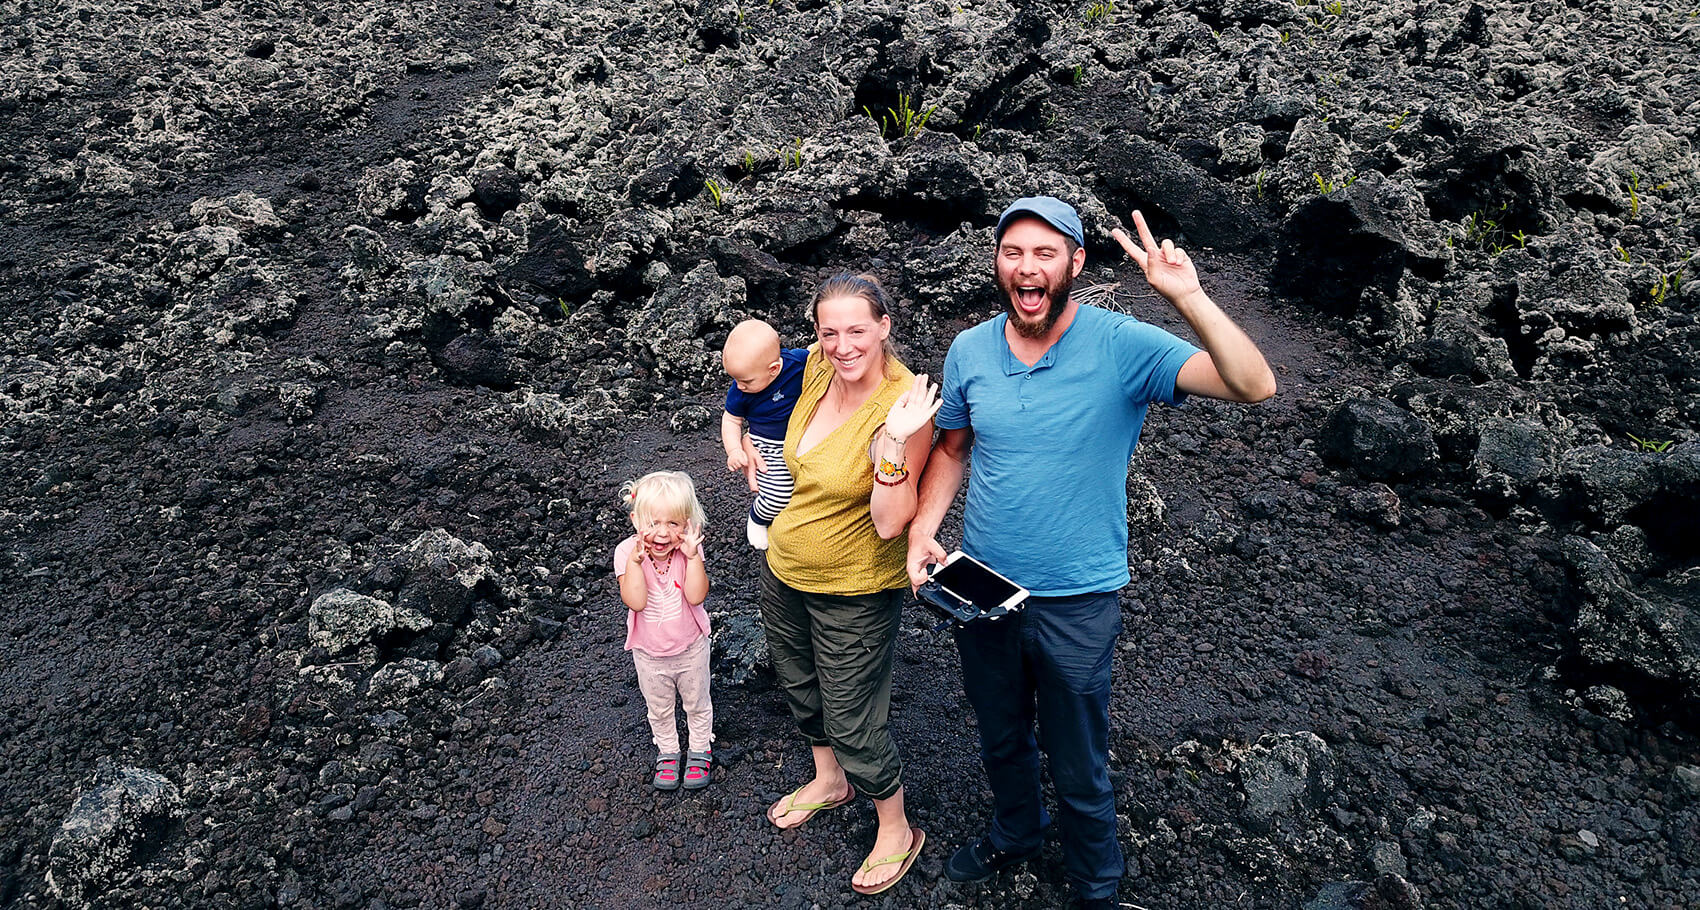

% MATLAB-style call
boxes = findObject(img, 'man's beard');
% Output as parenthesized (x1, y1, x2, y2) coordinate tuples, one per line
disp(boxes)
(1000, 270, 1075, 339)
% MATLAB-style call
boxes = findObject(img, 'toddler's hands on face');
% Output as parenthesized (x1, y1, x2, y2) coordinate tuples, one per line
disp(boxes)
(679, 522, 704, 559)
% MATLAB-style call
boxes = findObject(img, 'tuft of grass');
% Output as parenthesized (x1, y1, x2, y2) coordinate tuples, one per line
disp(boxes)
(1626, 433, 1674, 454)
(778, 137, 804, 170)
(865, 93, 936, 139)
(1313, 171, 1357, 194)
(1615, 249, 1693, 309)
(704, 179, 725, 208)
(1626, 171, 1642, 219)
(1650, 270, 1681, 307)
(1460, 203, 1515, 254)
(1387, 109, 1410, 130)
(1084, 1, 1114, 23)
(1648, 251, 1693, 307)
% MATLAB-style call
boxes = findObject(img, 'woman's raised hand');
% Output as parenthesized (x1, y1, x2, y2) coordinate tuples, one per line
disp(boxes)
(883, 373, 942, 442)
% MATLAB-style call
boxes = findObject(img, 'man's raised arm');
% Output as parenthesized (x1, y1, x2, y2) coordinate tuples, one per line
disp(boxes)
(1112, 210, 1276, 404)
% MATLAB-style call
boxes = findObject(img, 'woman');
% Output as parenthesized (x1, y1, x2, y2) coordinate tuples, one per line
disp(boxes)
(759, 273, 940, 896)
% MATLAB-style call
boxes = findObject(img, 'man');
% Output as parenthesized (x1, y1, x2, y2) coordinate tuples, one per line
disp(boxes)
(906, 197, 1276, 909)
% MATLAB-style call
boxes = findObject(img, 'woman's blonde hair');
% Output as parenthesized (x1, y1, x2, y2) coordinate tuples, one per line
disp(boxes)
(620, 470, 707, 528)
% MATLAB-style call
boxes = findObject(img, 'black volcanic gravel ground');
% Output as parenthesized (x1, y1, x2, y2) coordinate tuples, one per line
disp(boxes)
(3, 0, 1699, 908)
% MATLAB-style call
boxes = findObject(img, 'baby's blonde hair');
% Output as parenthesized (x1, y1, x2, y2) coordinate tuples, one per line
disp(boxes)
(620, 470, 707, 528)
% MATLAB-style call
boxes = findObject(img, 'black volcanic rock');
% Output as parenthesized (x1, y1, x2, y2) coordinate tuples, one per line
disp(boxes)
(433, 332, 519, 390)
(1275, 172, 1449, 320)
(1095, 132, 1271, 253)
(47, 763, 182, 905)
(471, 166, 523, 218)
(1319, 398, 1439, 480)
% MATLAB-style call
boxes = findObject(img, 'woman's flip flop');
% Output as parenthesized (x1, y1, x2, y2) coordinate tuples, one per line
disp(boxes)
(850, 827, 925, 896)
(765, 784, 857, 829)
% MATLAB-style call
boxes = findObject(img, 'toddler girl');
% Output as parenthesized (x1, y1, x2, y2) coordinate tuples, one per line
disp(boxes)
(614, 470, 715, 790)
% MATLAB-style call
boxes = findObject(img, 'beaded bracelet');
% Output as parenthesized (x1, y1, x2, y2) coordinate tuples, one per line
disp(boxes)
(874, 470, 908, 487)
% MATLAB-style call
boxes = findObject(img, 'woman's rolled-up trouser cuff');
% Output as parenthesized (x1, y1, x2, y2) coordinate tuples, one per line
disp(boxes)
(758, 559, 904, 800)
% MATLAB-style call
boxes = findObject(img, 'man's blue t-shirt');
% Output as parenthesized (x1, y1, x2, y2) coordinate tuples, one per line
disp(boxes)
(725, 347, 808, 440)
(935, 305, 1199, 597)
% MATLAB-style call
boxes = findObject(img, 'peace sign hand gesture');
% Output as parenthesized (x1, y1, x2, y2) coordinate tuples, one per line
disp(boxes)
(1111, 210, 1203, 306)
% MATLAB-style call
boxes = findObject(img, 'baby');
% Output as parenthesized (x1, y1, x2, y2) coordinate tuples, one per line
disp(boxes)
(720, 319, 808, 549)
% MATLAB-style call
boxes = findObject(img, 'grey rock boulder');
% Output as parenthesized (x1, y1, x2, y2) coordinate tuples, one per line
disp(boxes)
(367, 658, 445, 703)
(1237, 731, 1336, 832)
(165, 225, 242, 285)
(189, 191, 282, 237)
(1563, 538, 1700, 705)
(906, 225, 993, 318)
(1551, 445, 1665, 526)
(1340, 483, 1402, 530)
(1094, 132, 1271, 253)
(433, 332, 519, 390)
(896, 130, 990, 212)
(705, 236, 797, 315)
(406, 255, 497, 322)
(627, 262, 744, 385)
(392, 530, 502, 626)
(359, 158, 427, 221)
(471, 166, 523, 218)
(1405, 289, 1518, 383)
(308, 589, 432, 657)
(712, 611, 771, 688)
(47, 762, 182, 904)
(502, 215, 596, 303)
(1471, 417, 1558, 506)
(1274, 172, 1450, 321)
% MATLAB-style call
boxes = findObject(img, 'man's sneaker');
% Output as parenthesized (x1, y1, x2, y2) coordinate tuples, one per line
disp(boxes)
(944, 836, 1041, 883)
(746, 515, 769, 549)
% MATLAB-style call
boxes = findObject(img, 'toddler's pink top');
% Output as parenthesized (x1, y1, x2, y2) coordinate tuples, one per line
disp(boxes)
(613, 536, 711, 657)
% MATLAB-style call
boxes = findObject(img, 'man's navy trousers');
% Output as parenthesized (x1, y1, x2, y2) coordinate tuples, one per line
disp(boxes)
(952, 589, 1123, 901)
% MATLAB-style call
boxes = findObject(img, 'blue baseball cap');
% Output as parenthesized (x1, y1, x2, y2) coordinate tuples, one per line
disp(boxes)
(994, 196, 1085, 248)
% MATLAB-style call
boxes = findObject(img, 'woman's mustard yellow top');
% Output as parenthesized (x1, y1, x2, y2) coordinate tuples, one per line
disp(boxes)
(766, 348, 914, 595)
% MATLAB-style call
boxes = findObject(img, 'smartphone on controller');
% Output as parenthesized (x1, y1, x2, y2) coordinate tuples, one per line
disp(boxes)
(929, 551, 1028, 611)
